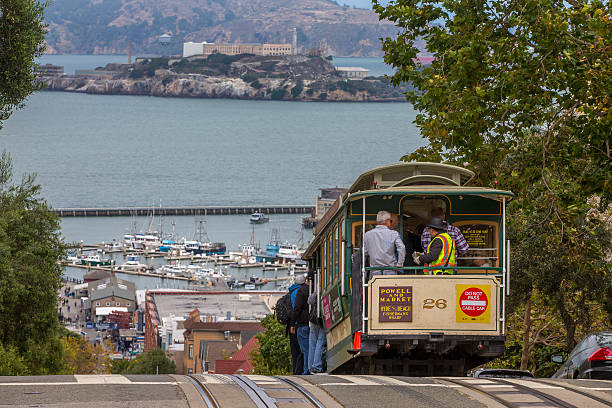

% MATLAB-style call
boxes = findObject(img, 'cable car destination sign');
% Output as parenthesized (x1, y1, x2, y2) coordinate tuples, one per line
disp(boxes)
(379, 286, 413, 322)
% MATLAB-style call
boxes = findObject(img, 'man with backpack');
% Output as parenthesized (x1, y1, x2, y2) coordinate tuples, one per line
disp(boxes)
(290, 274, 310, 375)
(275, 279, 303, 375)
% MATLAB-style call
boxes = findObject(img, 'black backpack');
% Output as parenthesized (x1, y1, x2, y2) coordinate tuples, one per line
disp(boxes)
(275, 292, 293, 325)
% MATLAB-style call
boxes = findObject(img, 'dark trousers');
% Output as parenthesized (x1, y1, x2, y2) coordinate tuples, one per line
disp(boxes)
(289, 331, 303, 375)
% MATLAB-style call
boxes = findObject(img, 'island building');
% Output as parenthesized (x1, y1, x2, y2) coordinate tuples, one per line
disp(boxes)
(143, 290, 281, 373)
(183, 41, 294, 58)
(74, 69, 121, 79)
(336, 66, 370, 79)
(35, 64, 64, 77)
(303, 187, 348, 228)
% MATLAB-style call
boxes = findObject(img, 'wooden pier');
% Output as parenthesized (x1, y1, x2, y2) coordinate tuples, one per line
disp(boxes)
(54, 205, 314, 217)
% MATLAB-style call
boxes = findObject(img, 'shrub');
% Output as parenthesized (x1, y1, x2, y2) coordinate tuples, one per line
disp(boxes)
(291, 80, 304, 98)
(270, 88, 287, 100)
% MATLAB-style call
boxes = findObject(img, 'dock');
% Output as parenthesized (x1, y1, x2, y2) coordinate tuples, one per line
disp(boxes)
(60, 262, 196, 281)
(54, 205, 314, 217)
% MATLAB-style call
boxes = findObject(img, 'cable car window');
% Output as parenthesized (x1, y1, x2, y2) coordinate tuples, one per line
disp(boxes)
(334, 224, 339, 282)
(454, 222, 499, 268)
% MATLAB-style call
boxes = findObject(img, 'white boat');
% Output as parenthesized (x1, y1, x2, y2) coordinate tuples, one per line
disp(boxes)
(250, 213, 269, 224)
(117, 256, 147, 271)
(123, 233, 161, 250)
(277, 242, 304, 261)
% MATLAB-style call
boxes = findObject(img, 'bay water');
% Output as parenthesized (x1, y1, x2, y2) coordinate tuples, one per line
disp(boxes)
(2, 55, 421, 289)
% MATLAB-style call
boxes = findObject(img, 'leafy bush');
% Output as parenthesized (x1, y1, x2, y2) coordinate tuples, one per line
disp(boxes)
(0, 344, 30, 376)
(242, 73, 263, 83)
(318, 92, 327, 100)
(291, 80, 304, 98)
(270, 88, 287, 100)
(250, 315, 291, 375)
(251, 80, 263, 89)
(126, 348, 175, 374)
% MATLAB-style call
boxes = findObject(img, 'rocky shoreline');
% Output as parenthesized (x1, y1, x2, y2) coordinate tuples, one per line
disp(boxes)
(42, 75, 407, 102)
(39, 55, 408, 102)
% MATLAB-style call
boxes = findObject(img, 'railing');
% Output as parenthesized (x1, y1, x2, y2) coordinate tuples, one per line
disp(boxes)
(360, 265, 505, 335)
(364, 266, 503, 275)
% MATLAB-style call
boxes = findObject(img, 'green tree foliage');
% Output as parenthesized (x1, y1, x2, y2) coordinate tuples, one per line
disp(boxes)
(374, 0, 611, 360)
(374, 0, 610, 191)
(250, 314, 291, 375)
(0, 0, 47, 130)
(0, 152, 66, 374)
(125, 348, 176, 374)
(0, 343, 30, 375)
(291, 80, 304, 98)
(62, 334, 110, 374)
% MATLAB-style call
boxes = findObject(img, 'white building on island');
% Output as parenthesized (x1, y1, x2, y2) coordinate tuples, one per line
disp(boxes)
(336, 66, 370, 79)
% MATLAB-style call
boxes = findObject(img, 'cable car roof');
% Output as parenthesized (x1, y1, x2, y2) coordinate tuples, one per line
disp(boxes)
(347, 162, 476, 193)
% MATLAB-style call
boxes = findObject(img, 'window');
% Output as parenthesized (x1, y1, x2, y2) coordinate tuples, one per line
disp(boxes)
(187, 368, 193, 374)
(126, 302, 130, 307)
(106, 302, 110, 306)
(321, 240, 327, 289)
(327, 234, 332, 286)
(95, 302, 100, 306)
(334, 224, 339, 282)
(116, 302, 120, 306)
(188, 344, 193, 359)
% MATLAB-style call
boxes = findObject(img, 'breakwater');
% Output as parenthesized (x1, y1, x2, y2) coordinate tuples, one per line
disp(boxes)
(55, 205, 314, 217)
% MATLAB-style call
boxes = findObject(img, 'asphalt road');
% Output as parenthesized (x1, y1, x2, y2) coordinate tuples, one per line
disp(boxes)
(0, 374, 610, 408)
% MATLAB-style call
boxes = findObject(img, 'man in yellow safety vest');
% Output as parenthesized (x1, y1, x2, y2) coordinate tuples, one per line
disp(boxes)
(412, 217, 456, 275)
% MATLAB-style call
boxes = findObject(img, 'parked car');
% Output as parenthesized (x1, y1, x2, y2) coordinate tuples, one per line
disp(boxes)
(551, 331, 612, 380)
(472, 368, 534, 379)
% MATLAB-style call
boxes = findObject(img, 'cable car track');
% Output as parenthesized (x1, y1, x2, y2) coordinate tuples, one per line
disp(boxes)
(186, 375, 221, 408)
(226, 374, 325, 408)
(442, 377, 610, 408)
(528, 378, 612, 407)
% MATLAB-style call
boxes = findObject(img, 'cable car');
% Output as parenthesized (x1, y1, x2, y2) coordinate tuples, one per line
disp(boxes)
(302, 162, 513, 375)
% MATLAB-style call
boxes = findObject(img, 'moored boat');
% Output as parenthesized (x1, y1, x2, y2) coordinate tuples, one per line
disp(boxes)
(81, 254, 115, 267)
(250, 212, 269, 224)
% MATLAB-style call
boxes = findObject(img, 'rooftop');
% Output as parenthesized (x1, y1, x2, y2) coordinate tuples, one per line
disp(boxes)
(151, 291, 280, 323)
(335, 66, 370, 72)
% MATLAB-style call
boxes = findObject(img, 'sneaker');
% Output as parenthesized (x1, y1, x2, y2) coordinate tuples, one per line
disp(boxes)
(309, 368, 322, 374)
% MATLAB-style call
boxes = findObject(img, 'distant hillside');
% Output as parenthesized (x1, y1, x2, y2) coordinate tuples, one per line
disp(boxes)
(44, 0, 399, 56)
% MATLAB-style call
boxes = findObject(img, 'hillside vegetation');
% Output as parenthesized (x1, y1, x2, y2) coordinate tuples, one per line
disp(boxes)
(44, 0, 399, 56)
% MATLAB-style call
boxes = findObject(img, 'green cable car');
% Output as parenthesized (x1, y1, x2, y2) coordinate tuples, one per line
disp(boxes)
(302, 162, 514, 376)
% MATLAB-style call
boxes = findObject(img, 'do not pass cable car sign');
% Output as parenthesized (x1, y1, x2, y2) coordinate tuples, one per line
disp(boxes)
(456, 284, 491, 323)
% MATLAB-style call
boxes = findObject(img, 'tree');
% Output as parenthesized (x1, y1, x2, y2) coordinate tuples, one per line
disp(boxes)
(374, 0, 611, 357)
(126, 348, 176, 374)
(250, 314, 291, 375)
(0, 343, 29, 375)
(0, 0, 47, 130)
(61, 333, 111, 374)
(0, 151, 66, 374)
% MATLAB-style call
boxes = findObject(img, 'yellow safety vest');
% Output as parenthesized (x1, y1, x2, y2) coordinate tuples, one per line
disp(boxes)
(426, 232, 456, 275)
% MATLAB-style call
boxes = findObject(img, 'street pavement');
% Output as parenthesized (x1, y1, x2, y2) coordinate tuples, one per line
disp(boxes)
(0, 374, 610, 407)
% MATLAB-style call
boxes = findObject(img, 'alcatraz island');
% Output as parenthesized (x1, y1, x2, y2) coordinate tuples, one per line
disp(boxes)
(39, 53, 410, 102)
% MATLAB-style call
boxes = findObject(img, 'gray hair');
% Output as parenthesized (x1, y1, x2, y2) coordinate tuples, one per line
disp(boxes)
(376, 211, 391, 224)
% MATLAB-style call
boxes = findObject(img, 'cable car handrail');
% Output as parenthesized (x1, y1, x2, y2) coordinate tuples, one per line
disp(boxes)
(364, 266, 503, 274)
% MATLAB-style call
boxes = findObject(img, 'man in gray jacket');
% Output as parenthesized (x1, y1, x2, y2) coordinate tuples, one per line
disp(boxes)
(363, 211, 406, 277)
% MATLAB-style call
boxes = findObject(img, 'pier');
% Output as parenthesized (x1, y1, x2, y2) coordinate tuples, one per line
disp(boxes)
(54, 205, 314, 217)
